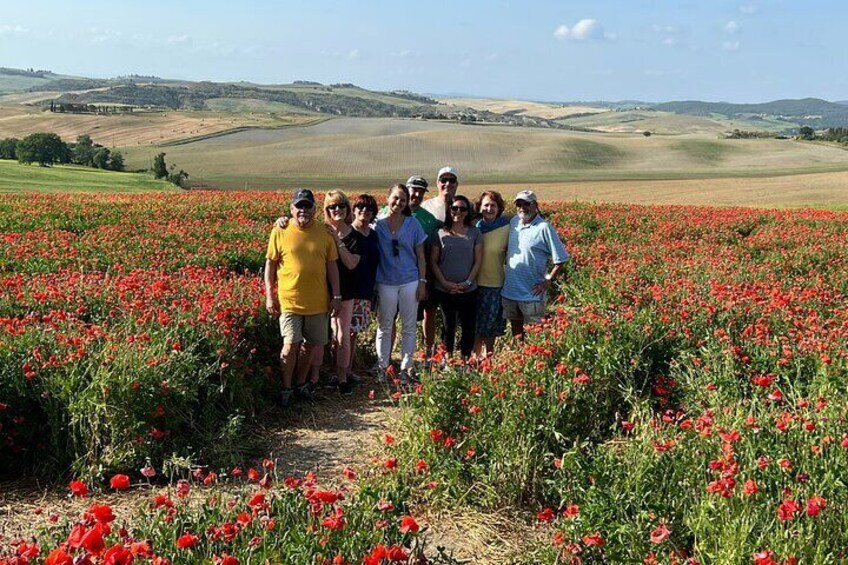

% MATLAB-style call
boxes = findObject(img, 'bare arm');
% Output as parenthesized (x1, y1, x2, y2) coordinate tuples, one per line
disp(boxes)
(328, 226, 361, 270)
(326, 260, 342, 315)
(429, 243, 449, 288)
(415, 243, 428, 302)
(467, 241, 483, 285)
(264, 258, 280, 316)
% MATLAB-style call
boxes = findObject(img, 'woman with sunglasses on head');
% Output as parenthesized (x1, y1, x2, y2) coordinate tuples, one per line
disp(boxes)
(374, 183, 428, 381)
(347, 194, 380, 382)
(429, 194, 483, 362)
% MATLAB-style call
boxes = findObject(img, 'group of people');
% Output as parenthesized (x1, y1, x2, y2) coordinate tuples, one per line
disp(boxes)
(264, 166, 569, 407)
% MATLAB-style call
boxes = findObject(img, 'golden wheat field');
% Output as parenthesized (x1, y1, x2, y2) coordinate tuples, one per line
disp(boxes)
(439, 97, 607, 120)
(0, 105, 317, 147)
(119, 117, 848, 188)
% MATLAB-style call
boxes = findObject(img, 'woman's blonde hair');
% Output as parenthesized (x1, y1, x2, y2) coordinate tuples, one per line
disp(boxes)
(323, 190, 352, 223)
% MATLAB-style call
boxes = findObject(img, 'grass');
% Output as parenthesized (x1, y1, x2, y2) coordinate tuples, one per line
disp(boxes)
(0, 160, 174, 192)
(672, 139, 737, 163)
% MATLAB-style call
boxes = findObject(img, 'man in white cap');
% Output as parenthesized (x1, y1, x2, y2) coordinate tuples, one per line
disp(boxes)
(421, 166, 459, 223)
(501, 189, 569, 341)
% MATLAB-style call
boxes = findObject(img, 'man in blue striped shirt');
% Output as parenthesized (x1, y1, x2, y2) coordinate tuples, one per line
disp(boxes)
(501, 190, 570, 341)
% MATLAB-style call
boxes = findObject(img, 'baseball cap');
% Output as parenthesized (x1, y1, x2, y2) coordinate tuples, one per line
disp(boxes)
(406, 175, 429, 191)
(514, 189, 537, 203)
(292, 188, 315, 206)
(437, 166, 458, 181)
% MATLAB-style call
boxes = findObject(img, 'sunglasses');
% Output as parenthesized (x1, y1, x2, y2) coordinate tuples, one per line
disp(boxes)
(391, 238, 400, 257)
(438, 177, 457, 184)
(327, 203, 348, 211)
(450, 205, 468, 212)
(515, 200, 533, 207)
(294, 201, 314, 210)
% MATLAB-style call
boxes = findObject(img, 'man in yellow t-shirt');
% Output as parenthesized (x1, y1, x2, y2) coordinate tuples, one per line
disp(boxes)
(265, 189, 340, 407)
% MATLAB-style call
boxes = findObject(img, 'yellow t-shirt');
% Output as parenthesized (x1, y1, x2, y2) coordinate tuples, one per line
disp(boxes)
(266, 222, 339, 315)
(476, 224, 509, 288)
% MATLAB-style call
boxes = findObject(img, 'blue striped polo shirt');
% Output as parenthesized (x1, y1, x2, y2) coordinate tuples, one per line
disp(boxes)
(501, 214, 570, 302)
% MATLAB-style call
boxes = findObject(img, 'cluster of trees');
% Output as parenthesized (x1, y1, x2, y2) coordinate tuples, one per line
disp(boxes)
(820, 127, 848, 144)
(152, 152, 189, 188)
(725, 129, 787, 139)
(47, 101, 131, 114)
(0, 133, 124, 170)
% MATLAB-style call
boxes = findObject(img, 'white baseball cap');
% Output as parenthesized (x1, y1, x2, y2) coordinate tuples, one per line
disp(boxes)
(514, 189, 537, 203)
(437, 166, 458, 181)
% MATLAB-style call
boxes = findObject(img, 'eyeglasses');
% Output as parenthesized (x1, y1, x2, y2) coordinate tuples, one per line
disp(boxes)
(438, 177, 457, 184)
(327, 203, 348, 211)
(391, 238, 400, 257)
(294, 201, 314, 210)
(450, 205, 468, 212)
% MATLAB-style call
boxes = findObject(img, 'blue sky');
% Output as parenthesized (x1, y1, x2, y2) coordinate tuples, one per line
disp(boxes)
(2, 1, 846, 103)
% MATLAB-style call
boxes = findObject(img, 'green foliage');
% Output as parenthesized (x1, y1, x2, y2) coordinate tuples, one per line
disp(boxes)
(73, 134, 95, 166)
(152, 152, 168, 179)
(0, 137, 19, 160)
(798, 126, 816, 140)
(16, 132, 70, 166)
(92, 147, 111, 169)
(109, 150, 125, 171)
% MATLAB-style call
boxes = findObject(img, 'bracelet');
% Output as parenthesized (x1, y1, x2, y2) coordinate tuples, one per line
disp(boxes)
(332, 295, 342, 300)
(464, 279, 472, 287)
(419, 278, 428, 284)
(338, 242, 346, 249)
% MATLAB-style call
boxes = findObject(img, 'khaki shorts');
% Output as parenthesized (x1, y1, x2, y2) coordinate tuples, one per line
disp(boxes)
(279, 312, 329, 345)
(501, 297, 546, 325)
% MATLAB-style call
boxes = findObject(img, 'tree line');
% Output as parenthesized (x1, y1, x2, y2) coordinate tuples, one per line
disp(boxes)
(0, 133, 124, 170)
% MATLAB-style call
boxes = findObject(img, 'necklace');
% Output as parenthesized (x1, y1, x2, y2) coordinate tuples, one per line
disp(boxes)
(388, 215, 404, 235)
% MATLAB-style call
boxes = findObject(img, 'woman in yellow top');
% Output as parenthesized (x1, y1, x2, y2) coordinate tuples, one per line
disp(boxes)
(473, 191, 510, 358)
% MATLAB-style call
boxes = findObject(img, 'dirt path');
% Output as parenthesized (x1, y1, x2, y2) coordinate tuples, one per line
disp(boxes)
(0, 381, 527, 563)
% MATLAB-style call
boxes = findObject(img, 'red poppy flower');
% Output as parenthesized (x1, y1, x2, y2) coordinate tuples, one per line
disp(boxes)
(649, 523, 671, 544)
(399, 515, 420, 534)
(69, 480, 88, 497)
(109, 474, 131, 490)
(176, 533, 199, 549)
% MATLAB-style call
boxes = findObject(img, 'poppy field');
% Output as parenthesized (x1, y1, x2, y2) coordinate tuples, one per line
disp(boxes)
(2, 192, 848, 563)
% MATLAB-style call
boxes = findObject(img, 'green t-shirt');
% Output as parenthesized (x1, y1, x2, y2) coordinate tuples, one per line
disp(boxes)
(378, 206, 442, 237)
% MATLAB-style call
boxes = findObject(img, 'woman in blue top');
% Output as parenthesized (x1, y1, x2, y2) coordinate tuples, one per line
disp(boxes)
(375, 184, 428, 379)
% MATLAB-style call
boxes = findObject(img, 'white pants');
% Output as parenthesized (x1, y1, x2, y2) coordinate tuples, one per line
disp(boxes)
(376, 281, 419, 371)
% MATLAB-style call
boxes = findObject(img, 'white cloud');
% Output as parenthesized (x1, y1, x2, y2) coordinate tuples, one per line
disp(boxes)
(722, 40, 740, 51)
(725, 20, 739, 33)
(740, 3, 758, 14)
(167, 34, 192, 46)
(346, 48, 360, 61)
(0, 24, 29, 35)
(651, 24, 676, 33)
(554, 19, 609, 41)
(90, 27, 122, 45)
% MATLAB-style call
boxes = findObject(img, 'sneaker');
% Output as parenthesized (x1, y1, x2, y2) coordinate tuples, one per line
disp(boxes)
(296, 382, 315, 401)
(401, 368, 418, 386)
(324, 376, 340, 389)
(279, 388, 294, 409)
(347, 372, 363, 385)
(339, 381, 354, 396)
(376, 368, 388, 384)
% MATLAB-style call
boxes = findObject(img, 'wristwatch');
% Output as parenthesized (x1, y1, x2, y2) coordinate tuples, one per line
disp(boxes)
(419, 278, 428, 284)
(544, 273, 553, 281)
(333, 295, 342, 300)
